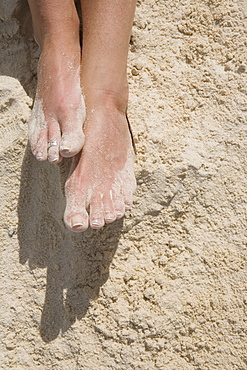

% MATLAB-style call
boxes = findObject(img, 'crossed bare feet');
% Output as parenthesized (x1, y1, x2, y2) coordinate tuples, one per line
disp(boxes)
(28, 49, 136, 232)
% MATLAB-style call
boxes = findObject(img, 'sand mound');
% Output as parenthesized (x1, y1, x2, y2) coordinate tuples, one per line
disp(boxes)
(1, 0, 247, 369)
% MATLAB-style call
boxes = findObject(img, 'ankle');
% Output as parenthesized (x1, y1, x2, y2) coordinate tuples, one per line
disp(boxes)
(82, 84, 129, 114)
(40, 30, 80, 52)
(81, 65, 129, 112)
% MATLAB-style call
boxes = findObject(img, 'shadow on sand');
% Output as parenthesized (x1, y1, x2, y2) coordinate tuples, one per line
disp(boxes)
(3, 0, 123, 343)
(17, 146, 123, 342)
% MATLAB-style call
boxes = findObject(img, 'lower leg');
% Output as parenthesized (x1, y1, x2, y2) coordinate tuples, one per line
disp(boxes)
(28, 0, 85, 162)
(27, 0, 80, 48)
(64, 0, 137, 231)
(80, 0, 136, 109)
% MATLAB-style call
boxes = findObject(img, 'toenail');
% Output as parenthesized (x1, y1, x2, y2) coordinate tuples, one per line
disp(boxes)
(71, 215, 85, 228)
(49, 156, 59, 163)
(116, 211, 124, 218)
(36, 153, 45, 160)
(61, 148, 70, 152)
(105, 213, 116, 222)
(91, 219, 103, 228)
(72, 225, 84, 232)
(60, 143, 71, 152)
(60, 148, 73, 158)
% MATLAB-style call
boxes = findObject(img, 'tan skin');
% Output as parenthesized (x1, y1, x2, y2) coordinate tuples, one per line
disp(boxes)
(28, 0, 137, 231)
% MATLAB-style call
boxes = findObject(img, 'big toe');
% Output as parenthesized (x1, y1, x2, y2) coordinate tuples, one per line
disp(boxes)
(64, 209, 89, 232)
(60, 130, 85, 157)
(64, 180, 89, 232)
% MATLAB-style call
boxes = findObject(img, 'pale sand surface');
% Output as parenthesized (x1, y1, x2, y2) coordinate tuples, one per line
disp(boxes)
(1, 0, 247, 369)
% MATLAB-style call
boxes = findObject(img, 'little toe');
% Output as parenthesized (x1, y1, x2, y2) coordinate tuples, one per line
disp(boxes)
(123, 190, 133, 211)
(112, 191, 126, 219)
(33, 128, 48, 161)
(124, 201, 133, 211)
(28, 98, 45, 147)
(90, 194, 105, 229)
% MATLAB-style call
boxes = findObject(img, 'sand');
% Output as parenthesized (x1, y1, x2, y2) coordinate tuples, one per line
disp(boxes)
(1, 0, 247, 369)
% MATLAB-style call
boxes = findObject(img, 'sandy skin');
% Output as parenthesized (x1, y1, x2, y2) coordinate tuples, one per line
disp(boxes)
(28, 44, 86, 163)
(64, 105, 136, 231)
(27, 0, 137, 231)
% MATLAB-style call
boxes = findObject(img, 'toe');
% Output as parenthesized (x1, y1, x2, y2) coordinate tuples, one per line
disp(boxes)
(103, 191, 116, 224)
(123, 189, 134, 211)
(64, 203, 89, 233)
(60, 130, 85, 157)
(47, 119, 61, 163)
(33, 128, 48, 161)
(48, 144, 61, 163)
(70, 212, 89, 232)
(90, 193, 105, 229)
(60, 104, 86, 157)
(123, 175, 137, 210)
(64, 178, 89, 232)
(28, 98, 48, 160)
(112, 190, 125, 219)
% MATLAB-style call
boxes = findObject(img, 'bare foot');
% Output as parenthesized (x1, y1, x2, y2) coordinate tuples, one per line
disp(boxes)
(64, 103, 136, 232)
(28, 41, 85, 163)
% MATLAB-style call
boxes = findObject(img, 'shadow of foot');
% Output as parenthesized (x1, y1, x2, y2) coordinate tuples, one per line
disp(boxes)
(18, 147, 123, 342)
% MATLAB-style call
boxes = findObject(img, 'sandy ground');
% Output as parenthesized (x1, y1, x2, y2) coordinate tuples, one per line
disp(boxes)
(1, 0, 247, 369)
